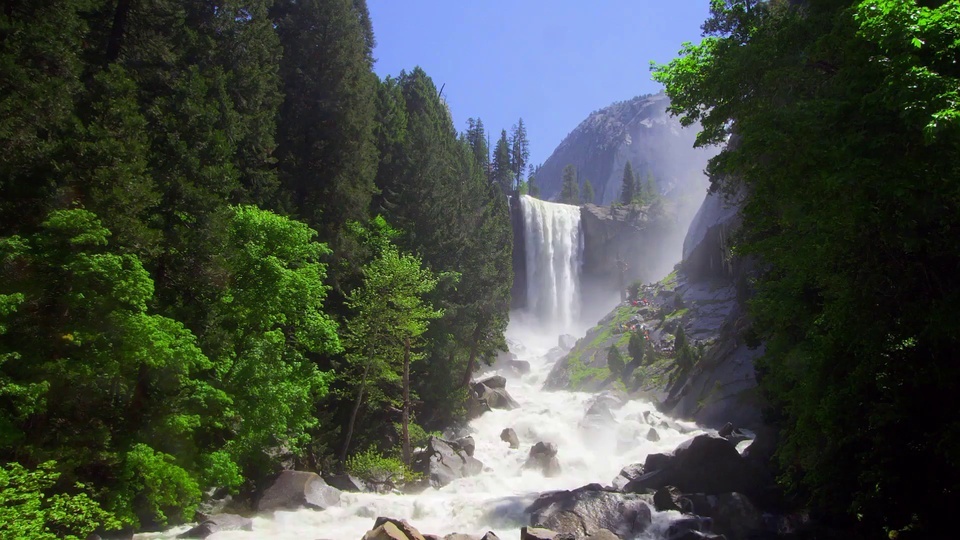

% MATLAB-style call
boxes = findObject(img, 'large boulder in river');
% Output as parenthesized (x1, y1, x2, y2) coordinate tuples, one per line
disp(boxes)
(520, 527, 571, 540)
(412, 437, 483, 488)
(528, 483, 652, 539)
(524, 442, 562, 477)
(624, 434, 763, 499)
(373, 517, 427, 540)
(478, 375, 507, 389)
(177, 513, 252, 538)
(472, 380, 519, 410)
(500, 428, 520, 449)
(611, 463, 644, 491)
(256, 470, 341, 512)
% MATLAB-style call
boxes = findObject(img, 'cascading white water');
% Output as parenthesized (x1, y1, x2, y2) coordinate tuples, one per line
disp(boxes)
(520, 195, 583, 333)
(147, 197, 703, 540)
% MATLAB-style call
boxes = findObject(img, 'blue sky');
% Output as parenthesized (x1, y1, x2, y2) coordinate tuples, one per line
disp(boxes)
(368, 1, 711, 167)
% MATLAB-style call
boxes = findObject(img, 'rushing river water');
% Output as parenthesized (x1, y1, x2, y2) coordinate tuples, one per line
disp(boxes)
(149, 316, 703, 540)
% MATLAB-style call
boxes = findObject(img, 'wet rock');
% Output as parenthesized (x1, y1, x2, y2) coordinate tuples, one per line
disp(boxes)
(478, 375, 507, 389)
(256, 471, 341, 512)
(525, 442, 561, 477)
(500, 428, 520, 449)
(666, 516, 724, 540)
(373, 517, 427, 540)
(323, 472, 366, 492)
(624, 434, 762, 497)
(528, 483, 652, 539)
(653, 485, 684, 512)
(472, 381, 519, 410)
(412, 436, 483, 488)
(480, 533, 502, 540)
(520, 527, 563, 540)
(456, 436, 476, 457)
(711, 493, 762, 539)
(718, 422, 734, 438)
(611, 463, 644, 491)
(362, 522, 407, 540)
(646, 427, 660, 442)
(509, 359, 532, 374)
(584, 530, 619, 540)
(177, 522, 219, 538)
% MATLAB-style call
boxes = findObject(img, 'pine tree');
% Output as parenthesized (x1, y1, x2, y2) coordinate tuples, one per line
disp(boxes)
(465, 118, 489, 173)
(510, 118, 530, 191)
(491, 130, 513, 194)
(274, 0, 378, 241)
(582, 179, 596, 205)
(607, 346, 625, 377)
(559, 165, 579, 204)
(620, 161, 636, 205)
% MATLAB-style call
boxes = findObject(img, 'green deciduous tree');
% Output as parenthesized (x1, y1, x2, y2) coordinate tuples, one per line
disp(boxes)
(339, 226, 441, 464)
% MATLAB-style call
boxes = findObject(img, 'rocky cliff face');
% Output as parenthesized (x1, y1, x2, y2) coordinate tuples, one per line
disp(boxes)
(546, 189, 766, 430)
(536, 93, 714, 207)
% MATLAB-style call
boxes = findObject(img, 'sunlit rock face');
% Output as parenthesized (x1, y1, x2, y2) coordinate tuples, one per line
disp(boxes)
(535, 93, 714, 207)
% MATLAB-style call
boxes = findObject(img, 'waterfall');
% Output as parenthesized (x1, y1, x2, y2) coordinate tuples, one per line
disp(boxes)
(519, 195, 583, 332)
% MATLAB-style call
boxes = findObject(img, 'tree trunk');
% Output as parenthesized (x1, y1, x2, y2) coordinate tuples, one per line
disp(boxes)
(340, 359, 371, 465)
(105, 0, 132, 63)
(461, 326, 482, 387)
(401, 337, 411, 465)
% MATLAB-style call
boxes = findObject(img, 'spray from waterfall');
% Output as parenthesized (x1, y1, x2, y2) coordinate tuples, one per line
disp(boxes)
(519, 195, 583, 333)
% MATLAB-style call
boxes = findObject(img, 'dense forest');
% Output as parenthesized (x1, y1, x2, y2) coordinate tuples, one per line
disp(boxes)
(0, 0, 536, 536)
(654, 0, 959, 538)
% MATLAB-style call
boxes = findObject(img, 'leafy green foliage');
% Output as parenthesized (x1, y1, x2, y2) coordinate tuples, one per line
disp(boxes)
(654, 0, 960, 536)
(209, 205, 340, 475)
(0, 461, 120, 540)
(345, 448, 419, 487)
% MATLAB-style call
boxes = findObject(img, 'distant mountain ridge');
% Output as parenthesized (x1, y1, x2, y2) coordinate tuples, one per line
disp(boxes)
(536, 93, 715, 206)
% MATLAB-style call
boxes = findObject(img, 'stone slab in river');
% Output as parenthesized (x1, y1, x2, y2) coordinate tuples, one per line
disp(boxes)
(257, 470, 341, 512)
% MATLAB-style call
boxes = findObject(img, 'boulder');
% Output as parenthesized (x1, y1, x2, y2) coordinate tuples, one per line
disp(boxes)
(665, 517, 725, 540)
(624, 434, 761, 497)
(500, 428, 520, 449)
(520, 527, 565, 540)
(480, 533, 502, 540)
(456, 436, 476, 457)
(646, 428, 661, 442)
(525, 442, 561, 477)
(584, 530, 619, 540)
(412, 436, 483, 488)
(256, 470, 341, 512)
(509, 359, 532, 374)
(528, 483, 652, 539)
(706, 492, 763, 540)
(472, 381, 519, 410)
(611, 463, 644, 491)
(323, 472, 366, 492)
(653, 485, 684, 512)
(362, 522, 407, 540)
(374, 517, 427, 540)
(478, 375, 507, 389)
(177, 523, 218, 539)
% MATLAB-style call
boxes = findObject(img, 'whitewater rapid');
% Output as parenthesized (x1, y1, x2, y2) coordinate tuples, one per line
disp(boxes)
(147, 317, 703, 540)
